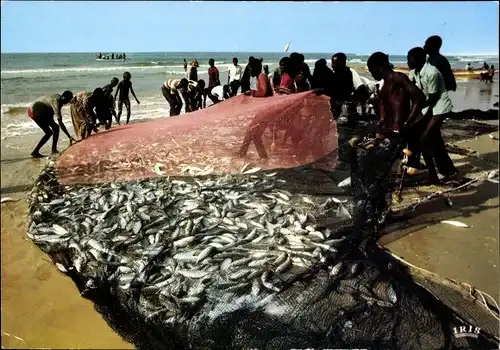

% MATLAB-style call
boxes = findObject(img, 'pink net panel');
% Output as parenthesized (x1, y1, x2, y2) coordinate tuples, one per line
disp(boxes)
(55, 91, 338, 186)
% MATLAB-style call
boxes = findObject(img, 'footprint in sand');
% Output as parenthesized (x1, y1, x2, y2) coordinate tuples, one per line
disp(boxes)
(33, 263, 52, 282)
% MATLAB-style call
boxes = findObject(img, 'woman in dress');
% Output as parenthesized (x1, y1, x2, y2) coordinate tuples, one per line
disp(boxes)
(70, 88, 104, 140)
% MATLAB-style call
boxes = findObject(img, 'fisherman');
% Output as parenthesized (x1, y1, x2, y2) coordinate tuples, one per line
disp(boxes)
(367, 52, 425, 135)
(272, 57, 286, 91)
(183, 59, 188, 73)
(208, 58, 221, 90)
(489, 65, 495, 83)
(111, 53, 115, 60)
(311, 59, 335, 96)
(161, 78, 189, 116)
(424, 35, 457, 92)
(98, 77, 119, 129)
(330, 53, 355, 119)
(114, 72, 140, 125)
(237, 59, 274, 159)
(182, 79, 206, 113)
(240, 56, 255, 94)
(465, 63, 473, 71)
(208, 84, 232, 105)
(245, 59, 273, 98)
(27, 91, 76, 158)
(482, 62, 490, 70)
(228, 57, 242, 96)
(188, 60, 199, 82)
(290, 52, 311, 92)
(274, 57, 295, 94)
(407, 47, 458, 184)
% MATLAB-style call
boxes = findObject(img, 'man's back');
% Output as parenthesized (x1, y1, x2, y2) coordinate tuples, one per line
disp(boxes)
(427, 53, 456, 92)
(334, 67, 354, 101)
(208, 66, 219, 88)
(35, 94, 59, 109)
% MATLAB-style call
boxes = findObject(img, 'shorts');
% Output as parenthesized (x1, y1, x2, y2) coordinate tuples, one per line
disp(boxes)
(28, 102, 54, 122)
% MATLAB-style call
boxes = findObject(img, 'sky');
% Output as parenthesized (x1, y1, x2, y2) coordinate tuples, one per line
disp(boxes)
(1, 1, 498, 55)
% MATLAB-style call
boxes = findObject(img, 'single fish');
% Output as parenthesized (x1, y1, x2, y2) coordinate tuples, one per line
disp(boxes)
(338, 177, 351, 188)
(242, 167, 262, 175)
(488, 170, 499, 179)
(1, 197, 17, 204)
(441, 220, 469, 228)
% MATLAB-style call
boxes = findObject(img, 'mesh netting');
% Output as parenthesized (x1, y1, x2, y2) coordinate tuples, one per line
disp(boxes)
(55, 92, 337, 186)
(26, 95, 499, 350)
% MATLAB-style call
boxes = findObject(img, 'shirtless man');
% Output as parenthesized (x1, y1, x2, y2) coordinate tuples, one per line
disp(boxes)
(27, 91, 76, 158)
(114, 72, 140, 124)
(367, 52, 425, 132)
(367, 51, 426, 169)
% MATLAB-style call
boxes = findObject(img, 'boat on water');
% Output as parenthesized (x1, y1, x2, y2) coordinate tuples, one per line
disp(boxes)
(96, 58, 131, 61)
(353, 66, 498, 79)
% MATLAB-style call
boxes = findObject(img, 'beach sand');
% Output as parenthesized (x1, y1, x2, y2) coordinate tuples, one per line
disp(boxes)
(1, 86, 498, 347)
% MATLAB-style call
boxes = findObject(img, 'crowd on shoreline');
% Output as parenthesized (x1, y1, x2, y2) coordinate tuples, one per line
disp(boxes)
(25, 34, 495, 186)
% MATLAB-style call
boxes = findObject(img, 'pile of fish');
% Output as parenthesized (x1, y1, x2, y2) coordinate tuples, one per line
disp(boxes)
(28, 164, 354, 322)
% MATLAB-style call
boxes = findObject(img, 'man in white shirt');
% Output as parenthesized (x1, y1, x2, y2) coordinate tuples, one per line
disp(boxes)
(208, 84, 231, 105)
(407, 46, 458, 184)
(228, 57, 243, 96)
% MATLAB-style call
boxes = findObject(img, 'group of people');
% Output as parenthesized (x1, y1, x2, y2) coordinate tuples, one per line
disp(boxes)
(366, 35, 460, 185)
(27, 72, 139, 157)
(27, 34, 483, 186)
(478, 62, 496, 83)
(96, 53, 127, 60)
(162, 56, 270, 117)
(234, 35, 466, 186)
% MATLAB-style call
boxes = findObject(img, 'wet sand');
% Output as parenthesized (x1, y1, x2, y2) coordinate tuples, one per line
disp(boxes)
(1, 82, 498, 348)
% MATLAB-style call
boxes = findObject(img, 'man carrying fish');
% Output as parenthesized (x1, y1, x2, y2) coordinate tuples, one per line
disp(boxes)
(27, 91, 76, 158)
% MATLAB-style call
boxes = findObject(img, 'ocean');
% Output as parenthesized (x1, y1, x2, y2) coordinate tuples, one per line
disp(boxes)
(1, 52, 498, 139)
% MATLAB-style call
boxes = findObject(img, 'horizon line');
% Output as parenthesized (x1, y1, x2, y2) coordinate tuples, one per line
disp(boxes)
(1, 50, 499, 57)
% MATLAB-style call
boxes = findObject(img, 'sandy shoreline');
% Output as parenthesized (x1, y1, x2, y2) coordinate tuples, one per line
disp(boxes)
(1, 102, 499, 347)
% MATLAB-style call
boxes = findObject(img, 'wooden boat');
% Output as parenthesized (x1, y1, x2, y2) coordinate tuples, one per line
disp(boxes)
(353, 66, 498, 79)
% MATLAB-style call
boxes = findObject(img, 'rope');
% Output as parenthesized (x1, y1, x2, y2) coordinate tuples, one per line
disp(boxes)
(386, 249, 500, 325)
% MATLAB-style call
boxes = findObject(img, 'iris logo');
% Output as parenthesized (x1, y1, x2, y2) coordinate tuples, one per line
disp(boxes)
(453, 325, 481, 338)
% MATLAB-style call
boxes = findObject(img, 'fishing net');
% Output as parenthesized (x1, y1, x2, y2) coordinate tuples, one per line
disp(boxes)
(55, 91, 337, 186)
(27, 93, 499, 350)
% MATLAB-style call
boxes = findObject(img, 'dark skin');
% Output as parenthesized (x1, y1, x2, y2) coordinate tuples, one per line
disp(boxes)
(114, 76, 140, 124)
(368, 64, 425, 133)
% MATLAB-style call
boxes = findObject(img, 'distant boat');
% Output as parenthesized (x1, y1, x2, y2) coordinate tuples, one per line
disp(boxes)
(95, 58, 131, 61)
(284, 41, 291, 53)
(353, 66, 498, 80)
